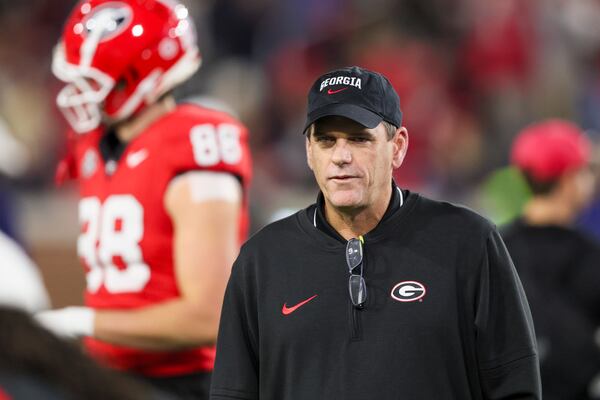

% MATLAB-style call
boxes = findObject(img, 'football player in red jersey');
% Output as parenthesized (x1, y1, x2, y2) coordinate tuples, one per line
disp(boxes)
(35, 1, 252, 398)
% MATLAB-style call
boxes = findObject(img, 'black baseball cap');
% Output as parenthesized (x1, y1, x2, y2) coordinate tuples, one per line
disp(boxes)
(303, 66, 402, 133)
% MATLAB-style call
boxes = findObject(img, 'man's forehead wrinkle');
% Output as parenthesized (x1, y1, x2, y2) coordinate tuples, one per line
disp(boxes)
(313, 123, 374, 137)
(315, 116, 365, 129)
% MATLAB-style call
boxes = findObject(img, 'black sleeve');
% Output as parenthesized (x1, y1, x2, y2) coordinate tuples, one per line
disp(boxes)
(210, 253, 259, 400)
(474, 228, 542, 399)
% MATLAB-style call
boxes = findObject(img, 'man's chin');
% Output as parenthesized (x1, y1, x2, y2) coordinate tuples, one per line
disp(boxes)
(327, 192, 364, 210)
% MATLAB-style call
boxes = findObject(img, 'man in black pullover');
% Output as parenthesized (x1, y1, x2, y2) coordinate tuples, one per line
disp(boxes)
(210, 66, 541, 400)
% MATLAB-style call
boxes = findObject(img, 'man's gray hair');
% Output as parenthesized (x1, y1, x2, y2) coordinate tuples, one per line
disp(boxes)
(382, 121, 398, 140)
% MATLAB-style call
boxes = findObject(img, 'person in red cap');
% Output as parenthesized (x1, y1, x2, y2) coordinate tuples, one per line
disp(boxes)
(511, 119, 595, 221)
(502, 119, 600, 400)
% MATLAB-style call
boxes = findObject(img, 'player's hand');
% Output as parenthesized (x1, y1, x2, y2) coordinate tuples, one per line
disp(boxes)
(35, 306, 95, 338)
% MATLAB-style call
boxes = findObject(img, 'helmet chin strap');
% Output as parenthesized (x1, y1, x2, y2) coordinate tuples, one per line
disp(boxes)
(112, 96, 175, 142)
(112, 69, 163, 122)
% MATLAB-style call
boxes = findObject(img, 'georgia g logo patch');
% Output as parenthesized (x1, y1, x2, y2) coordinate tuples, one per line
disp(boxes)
(391, 281, 426, 302)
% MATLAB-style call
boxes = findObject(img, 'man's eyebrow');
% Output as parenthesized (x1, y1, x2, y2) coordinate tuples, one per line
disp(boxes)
(350, 130, 374, 137)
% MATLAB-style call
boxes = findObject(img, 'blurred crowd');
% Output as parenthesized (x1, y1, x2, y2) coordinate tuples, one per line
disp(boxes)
(0, 0, 599, 239)
(2, 0, 600, 234)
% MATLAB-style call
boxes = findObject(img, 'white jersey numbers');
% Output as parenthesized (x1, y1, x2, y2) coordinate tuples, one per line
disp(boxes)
(78, 197, 103, 292)
(190, 123, 242, 167)
(78, 195, 151, 293)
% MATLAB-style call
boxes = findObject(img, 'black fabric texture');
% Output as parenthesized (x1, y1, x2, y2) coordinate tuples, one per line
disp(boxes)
(139, 371, 211, 400)
(502, 219, 600, 400)
(98, 128, 127, 163)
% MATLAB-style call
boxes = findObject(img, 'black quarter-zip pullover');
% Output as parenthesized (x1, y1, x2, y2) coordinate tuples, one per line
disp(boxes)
(210, 191, 541, 400)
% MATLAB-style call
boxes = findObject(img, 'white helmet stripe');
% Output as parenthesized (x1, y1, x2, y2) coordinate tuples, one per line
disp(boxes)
(80, 6, 132, 67)
(80, 12, 111, 67)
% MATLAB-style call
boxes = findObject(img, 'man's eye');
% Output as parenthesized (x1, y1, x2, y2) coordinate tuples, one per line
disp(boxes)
(350, 137, 369, 143)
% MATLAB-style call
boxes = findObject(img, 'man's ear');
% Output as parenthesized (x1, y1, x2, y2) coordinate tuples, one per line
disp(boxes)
(305, 135, 314, 171)
(392, 127, 408, 169)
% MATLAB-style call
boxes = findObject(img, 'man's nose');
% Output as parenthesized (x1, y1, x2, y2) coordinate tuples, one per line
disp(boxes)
(331, 139, 352, 166)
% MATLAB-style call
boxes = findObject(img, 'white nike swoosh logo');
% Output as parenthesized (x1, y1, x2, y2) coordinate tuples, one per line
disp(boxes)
(126, 149, 149, 168)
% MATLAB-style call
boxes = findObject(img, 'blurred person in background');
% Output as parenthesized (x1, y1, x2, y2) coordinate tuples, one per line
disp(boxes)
(35, 1, 252, 399)
(0, 117, 50, 314)
(0, 230, 50, 313)
(0, 116, 30, 242)
(502, 119, 600, 400)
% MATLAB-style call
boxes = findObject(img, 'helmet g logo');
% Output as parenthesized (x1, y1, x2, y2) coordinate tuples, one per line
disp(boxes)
(391, 281, 426, 302)
(81, 3, 133, 42)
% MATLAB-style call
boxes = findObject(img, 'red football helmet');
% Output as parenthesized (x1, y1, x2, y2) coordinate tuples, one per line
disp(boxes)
(52, 0, 200, 133)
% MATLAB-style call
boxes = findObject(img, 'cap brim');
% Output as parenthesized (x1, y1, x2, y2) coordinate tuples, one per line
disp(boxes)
(303, 103, 383, 133)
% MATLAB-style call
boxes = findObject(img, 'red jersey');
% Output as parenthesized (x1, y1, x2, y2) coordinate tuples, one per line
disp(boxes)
(69, 104, 251, 376)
